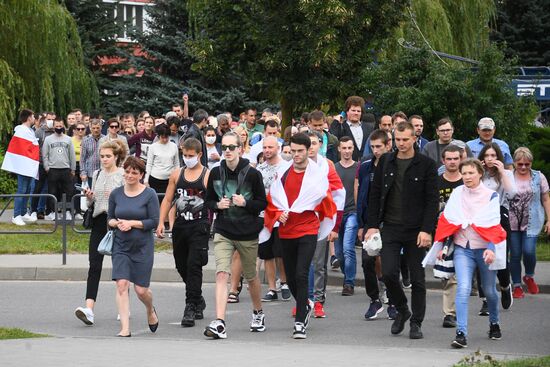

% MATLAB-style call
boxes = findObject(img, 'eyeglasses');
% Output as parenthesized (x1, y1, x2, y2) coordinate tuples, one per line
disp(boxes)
(109, 125, 119, 129)
(438, 129, 452, 133)
(76, 128, 85, 131)
(221, 144, 238, 151)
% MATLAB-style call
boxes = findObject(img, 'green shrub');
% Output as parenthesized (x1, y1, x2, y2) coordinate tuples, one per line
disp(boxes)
(0, 145, 17, 195)
(526, 127, 550, 180)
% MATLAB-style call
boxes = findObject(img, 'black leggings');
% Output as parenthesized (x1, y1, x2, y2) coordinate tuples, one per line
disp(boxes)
(478, 206, 511, 297)
(281, 235, 317, 324)
(86, 213, 108, 301)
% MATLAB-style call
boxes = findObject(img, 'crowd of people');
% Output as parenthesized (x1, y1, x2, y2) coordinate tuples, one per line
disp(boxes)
(2, 94, 549, 346)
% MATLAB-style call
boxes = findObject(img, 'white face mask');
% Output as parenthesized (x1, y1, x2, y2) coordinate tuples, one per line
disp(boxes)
(205, 136, 216, 145)
(281, 153, 292, 161)
(183, 156, 199, 169)
(46, 119, 54, 129)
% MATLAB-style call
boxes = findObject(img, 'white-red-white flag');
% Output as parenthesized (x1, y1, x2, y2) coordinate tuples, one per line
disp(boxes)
(1, 124, 40, 179)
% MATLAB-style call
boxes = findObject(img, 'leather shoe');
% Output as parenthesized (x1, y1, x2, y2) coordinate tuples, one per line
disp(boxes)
(391, 309, 411, 335)
(117, 333, 131, 337)
(149, 307, 159, 333)
(409, 322, 423, 339)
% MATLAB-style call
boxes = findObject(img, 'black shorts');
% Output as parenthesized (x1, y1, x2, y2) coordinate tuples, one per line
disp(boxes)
(258, 227, 282, 260)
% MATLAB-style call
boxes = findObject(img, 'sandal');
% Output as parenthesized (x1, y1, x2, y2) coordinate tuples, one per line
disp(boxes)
(227, 292, 240, 304)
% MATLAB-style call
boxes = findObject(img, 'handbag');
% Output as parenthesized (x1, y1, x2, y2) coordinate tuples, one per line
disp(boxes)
(98, 230, 114, 256)
(433, 237, 455, 279)
(82, 170, 101, 229)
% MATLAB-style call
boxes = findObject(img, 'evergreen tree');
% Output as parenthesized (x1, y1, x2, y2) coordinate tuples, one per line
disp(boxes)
(491, 0, 550, 66)
(63, 0, 130, 114)
(112, 0, 267, 117)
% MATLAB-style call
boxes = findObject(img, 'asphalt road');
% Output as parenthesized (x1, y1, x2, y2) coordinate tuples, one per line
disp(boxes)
(1, 281, 549, 367)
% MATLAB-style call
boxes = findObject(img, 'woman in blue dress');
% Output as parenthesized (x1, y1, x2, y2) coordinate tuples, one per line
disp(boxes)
(108, 156, 160, 337)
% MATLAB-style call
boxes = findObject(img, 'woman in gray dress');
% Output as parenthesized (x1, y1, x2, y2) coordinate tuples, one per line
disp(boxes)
(108, 156, 160, 337)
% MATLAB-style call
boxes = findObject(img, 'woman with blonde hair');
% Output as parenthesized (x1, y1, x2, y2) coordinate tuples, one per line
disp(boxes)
(509, 147, 550, 298)
(74, 140, 126, 326)
(234, 125, 252, 160)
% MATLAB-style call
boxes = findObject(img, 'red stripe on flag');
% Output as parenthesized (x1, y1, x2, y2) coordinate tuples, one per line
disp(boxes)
(8, 136, 39, 161)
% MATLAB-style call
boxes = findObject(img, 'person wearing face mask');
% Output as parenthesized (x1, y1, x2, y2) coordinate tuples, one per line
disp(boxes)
(31, 115, 56, 220)
(156, 138, 210, 327)
(281, 143, 292, 161)
(42, 118, 77, 220)
(204, 126, 221, 169)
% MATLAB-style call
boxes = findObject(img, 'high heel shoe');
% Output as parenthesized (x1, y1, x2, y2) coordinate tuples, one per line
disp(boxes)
(149, 307, 159, 333)
(117, 333, 131, 337)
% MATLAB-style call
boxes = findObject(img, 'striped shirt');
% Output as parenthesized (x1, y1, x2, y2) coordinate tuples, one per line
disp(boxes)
(80, 134, 104, 177)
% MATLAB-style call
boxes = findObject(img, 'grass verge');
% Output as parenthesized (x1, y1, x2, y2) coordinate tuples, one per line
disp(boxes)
(0, 223, 172, 254)
(0, 327, 48, 340)
(457, 355, 550, 367)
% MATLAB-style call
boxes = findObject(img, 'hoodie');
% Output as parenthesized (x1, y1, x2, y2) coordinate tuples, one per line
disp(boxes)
(206, 158, 267, 240)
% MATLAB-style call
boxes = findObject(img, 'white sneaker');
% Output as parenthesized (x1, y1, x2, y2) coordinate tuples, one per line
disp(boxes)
(29, 212, 38, 222)
(45, 212, 56, 221)
(75, 213, 83, 220)
(75, 307, 94, 325)
(11, 215, 26, 226)
(65, 211, 72, 221)
(22, 213, 37, 223)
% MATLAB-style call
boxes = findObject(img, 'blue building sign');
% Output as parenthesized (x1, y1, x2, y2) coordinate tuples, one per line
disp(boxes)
(511, 79, 550, 101)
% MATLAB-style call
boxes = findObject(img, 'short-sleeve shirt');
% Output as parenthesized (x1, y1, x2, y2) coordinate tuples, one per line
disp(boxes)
(437, 175, 463, 213)
(509, 173, 549, 231)
(466, 138, 513, 166)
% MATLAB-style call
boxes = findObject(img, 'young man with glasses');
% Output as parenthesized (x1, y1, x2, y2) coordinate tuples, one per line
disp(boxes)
(204, 132, 267, 339)
(98, 118, 129, 156)
(422, 118, 472, 168)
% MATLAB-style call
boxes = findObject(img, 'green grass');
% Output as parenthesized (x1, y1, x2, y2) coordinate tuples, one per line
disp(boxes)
(0, 223, 172, 254)
(0, 327, 48, 340)
(537, 237, 550, 261)
(456, 355, 550, 367)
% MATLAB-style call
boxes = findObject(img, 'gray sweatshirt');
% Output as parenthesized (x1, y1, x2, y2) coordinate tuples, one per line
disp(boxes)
(42, 133, 76, 171)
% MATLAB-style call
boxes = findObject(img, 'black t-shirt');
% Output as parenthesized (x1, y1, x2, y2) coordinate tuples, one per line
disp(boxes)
(437, 175, 463, 213)
(384, 157, 412, 225)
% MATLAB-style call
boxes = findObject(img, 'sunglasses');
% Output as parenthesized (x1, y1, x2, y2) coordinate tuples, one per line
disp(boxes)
(109, 125, 119, 129)
(516, 163, 531, 167)
(125, 130, 133, 135)
(76, 128, 86, 131)
(221, 144, 238, 151)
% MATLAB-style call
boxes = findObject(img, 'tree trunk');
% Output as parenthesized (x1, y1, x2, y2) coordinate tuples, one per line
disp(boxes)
(280, 96, 294, 132)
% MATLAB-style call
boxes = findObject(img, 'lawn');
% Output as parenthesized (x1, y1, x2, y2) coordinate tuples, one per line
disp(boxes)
(456, 355, 550, 367)
(0, 223, 172, 254)
(0, 327, 48, 340)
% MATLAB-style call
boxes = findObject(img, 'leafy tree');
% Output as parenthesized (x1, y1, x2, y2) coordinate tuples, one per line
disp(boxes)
(527, 127, 550, 180)
(187, 0, 408, 126)
(491, 0, 550, 66)
(360, 45, 538, 149)
(63, 0, 130, 114)
(110, 0, 268, 117)
(0, 0, 98, 136)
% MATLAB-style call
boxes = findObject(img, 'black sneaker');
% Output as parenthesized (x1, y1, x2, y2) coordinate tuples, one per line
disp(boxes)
(501, 285, 513, 310)
(330, 255, 340, 270)
(195, 296, 206, 320)
(488, 323, 502, 340)
(181, 303, 196, 327)
(387, 305, 398, 320)
(479, 300, 489, 316)
(442, 315, 456, 328)
(364, 300, 384, 320)
(451, 331, 467, 348)
(391, 309, 411, 335)
(280, 284, 291, 301)
(292, 322, 306, 339)
(262, 290, 278, 302)
(409, 322, 423, 339)
(402, 278, 412, 289)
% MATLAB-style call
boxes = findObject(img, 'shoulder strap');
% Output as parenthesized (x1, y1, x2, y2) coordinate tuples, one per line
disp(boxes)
(219, 163, 227, 197)
(236, 165, 251, 195)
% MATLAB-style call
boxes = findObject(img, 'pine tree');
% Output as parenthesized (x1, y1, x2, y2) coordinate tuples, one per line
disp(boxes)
(491, 0, 550, 66)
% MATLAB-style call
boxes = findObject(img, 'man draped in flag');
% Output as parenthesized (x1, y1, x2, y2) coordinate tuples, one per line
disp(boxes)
(261, 133, 337, 339)
(1, 109, 40, 226)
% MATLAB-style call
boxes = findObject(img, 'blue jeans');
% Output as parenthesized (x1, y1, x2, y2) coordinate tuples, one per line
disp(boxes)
(454, 245, 499, 336)
(334, 213, 358, 286)
(509, 231, 537, 286)
(14, 174, 34, 217)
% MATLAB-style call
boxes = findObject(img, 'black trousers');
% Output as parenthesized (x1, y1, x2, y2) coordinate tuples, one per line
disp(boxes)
(478, 206, 512, 297)
(380, 224, 427, 325)
(149, 176, 169, 205)
(362, 250, 380, 301)
(280, 235, 317, 324)
(47, 168, 73, 211)
(172, 222, 209, 305)
(31, 165, 53, 214)
(86, 213, 107, 301)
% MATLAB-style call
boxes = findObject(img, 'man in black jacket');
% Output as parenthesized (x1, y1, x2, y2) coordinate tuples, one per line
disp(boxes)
(329, 96, 374, 161)
(365, 121, 438, 340)
(203, 132, 267, 339)
(184, 109, 209, 167)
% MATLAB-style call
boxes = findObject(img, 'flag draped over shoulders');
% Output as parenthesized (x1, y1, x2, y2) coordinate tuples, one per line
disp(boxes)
(1, 125, 39, 179)
(260, 158, 338, 243)
(423, 185, 507, 270)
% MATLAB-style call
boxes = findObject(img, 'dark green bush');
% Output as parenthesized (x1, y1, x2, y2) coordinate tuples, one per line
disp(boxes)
(0, 145, 18, 195)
